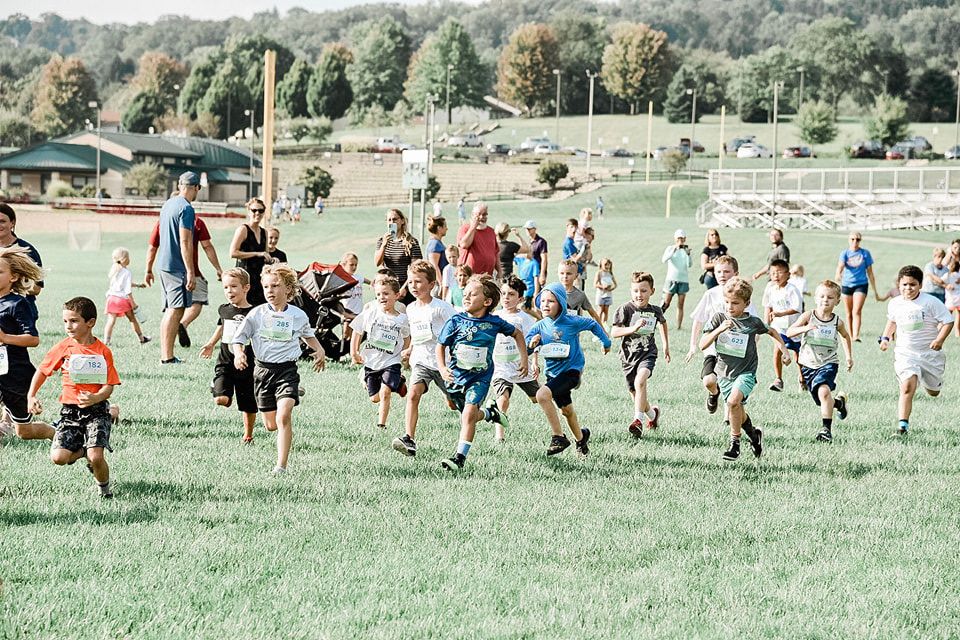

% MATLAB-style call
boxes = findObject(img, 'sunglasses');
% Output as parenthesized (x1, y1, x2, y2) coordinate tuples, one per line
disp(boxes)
(250, 208, 266, 213)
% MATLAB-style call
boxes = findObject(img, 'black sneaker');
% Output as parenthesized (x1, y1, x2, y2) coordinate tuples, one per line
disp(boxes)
(769, 379, 783, 392)
(816, 426, 833, 443)
(706, 393, 720, 414)
(486, 404, 510, 431)
(576, 428, 591, 456)
(744, 427, 763, 458)
(98, 482, 113, 499)
(440, 453, 465, 471)
(160, 357, 185, 365)
(722, 438, 741, 461)
(177, 323, 191, 348)
(392, 435, 417, 457)
(628, 418, 644, 439)
(376, 423, 387, 430)
(835, 393, 848, 420)
(546, 434, 571, 456)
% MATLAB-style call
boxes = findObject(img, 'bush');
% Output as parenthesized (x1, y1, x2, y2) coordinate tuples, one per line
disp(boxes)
(301, 166, 335, 199)
(125, 161, 167, 197)
(413, 175, 441, 202)
(797, 101, 838, 146)
(79, 185, 110, 198)
(865, 94, 910, 148)
(662, 149, 688, 177)
(44, 180, 76, 200)
(536, 160, 569, 189)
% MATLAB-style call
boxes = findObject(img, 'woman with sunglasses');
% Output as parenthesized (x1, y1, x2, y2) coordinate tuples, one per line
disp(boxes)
(835, 232, 878, 342)
(230, 198, 275, 306)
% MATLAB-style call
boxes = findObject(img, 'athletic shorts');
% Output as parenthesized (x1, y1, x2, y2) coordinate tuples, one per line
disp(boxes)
(666, 280, 689, 295)
(718, 372, 757, 403)
(894, 350, 946, 392)
(622, 355, 657, 392)
(492, 377, 540, 400)
(701, 355, 718, 380)
(212, 363, 257, 414)
(51, 401, 112, 452)
(192, 275, 209, 305)
(800, 362, 838, 405)
(410, 364, 452, 399)
(0, 386, 31, 424)
(445, 377, 492, 410)
(595, 293, 613, 307)
(159, 270, 192, 310)
(780, 333, 801, 353)
(253, 360, 300, 412)
(545, 369, 582, 409)
(364, 363, 405, 397)
(841, 283, 869, 297)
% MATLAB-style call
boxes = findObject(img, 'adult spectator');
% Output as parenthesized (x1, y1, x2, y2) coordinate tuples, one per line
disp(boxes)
(752, 229, 790, 280)
(375, 208, 422, 301)
(524, 220, 548, 291)
(425, 216, 449, 277)
(0, 203, 42, 320)
(230, 198, 273, 306)
(457, 202, 498, 276)
(660, 229, 693, 329)
(267, 227, 287, 263)
(835, 231, 878, 343)
(700, 228, 728, 289)
(148, 171, 198, 364)
(948, 238, 960, 268)
(495, 222, 531, 279)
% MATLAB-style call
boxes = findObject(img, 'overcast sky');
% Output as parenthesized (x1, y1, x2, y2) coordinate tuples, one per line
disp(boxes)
(4, 0, 445, 25)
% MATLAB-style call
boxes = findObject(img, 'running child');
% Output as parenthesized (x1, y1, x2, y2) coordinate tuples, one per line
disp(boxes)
(393, 260, 456, 457)
(700, 277, 792, 461)
(488, 276, 540, 442)
(441, 245, 459, 302)
(879, 265, 954, 435)
(594, 257, 617, 326)
(789, 264, 809, 307)
(27, 297, 120, 498)
(449, 263, 472, 310)
(103, 247, 150, 346)
(350, 273, 410, 430)
(611, 272, 668, 438)
(785, 280, 853, 442)
(944, 259, 960, 337)
(557, 259, 606, 330)
(527, 282, 611, 457)
(200, 268, 257, 444)
(762, 259, 803, 392)
(436, 275, 525, 470)
(231, 263, 326, 474)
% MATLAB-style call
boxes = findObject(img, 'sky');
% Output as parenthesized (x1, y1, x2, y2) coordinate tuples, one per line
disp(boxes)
(2, 0, 445, 25)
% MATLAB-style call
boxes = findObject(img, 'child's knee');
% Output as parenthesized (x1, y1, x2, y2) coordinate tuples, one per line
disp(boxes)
(50, 449, 73, 465)
(536, 386, 553, 403)
(87, 448, 105, 464)
(214, 396, 231, 407)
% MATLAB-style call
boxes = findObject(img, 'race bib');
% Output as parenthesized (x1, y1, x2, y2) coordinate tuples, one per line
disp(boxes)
(0, 345, 7, 376)
(633, 314, 658, 336)
(410, 320, 433, 345)
(455, 344, 488, 370)
(259, 312, 294, 341)
(807, 324, 837, 347)
(368, 324, 400, 352)
(716, 331, 749, 359)
(68, 354, 108, 385)
(221, 319, 241, 344)
(493, 339, 520, 363)
(540, 342, 571, 359)
(900, 308, 924, 331)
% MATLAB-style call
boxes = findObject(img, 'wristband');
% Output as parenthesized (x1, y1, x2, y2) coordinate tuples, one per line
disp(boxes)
(877, 336, 890, 343)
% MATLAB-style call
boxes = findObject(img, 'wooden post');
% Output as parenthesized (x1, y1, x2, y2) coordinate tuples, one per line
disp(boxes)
(644, 101, 653, 183)
(262, 50, 276, 203)
(718, 105, 726, 171)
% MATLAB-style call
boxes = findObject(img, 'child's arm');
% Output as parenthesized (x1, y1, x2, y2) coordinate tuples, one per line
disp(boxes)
(400, 335, 412, 363)
(436, 344, 453, 381)
(766, 327, 792, 363)
(837, 318, 854, 371)
(699, 319, 731, 350)
(784, 311, 813, 339)
(0, 331, 40, 348)
(511, 328, 529, 378)
(764, 305, 774, 325)
(582, 317, 611, 353)
(26, 369, 49, 414)
(350, 331, 364, 365)
(593, 271, 602, 289)
(302, 336, 327, 371)
(932, 319, 954, 351)
(77, 384, 114, 408)
(609, 275, 617, 292)
(878, 319, 896, 352)
(200, 325, 223, 359)
(586, 307, 607, 333)
(686, 320, 705, 361)
(610, 322, 640, 338)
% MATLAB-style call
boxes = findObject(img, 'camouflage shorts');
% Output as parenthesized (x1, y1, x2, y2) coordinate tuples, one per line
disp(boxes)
(51, 402, 113, 453)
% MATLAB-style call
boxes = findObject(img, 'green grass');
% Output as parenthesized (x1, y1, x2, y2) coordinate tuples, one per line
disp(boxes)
(3, 184, 960, 638)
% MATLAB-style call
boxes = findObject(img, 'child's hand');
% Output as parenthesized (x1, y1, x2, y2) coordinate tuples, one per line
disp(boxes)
(528, 334, 542, 349)
(401, 347, 412, 361)
(27, 395, 42, 415)
(846, 356, 854, 372)
(684, 347, 697, 363)
(439, 365, 453, 382)
(780, 350, 792, 365)
(930, 339, 945, 351)
(517, 361, 528, 378)
(602, 347, 610, 355)
(719, 318, 734, 332)
(879, 339, 889, 352)
(351, 353, 364, 365)
(312, 350, 326, 371)
(77, 391, 96, 408)
(530, 362, 540, 379)
(200, 343, 215, 359)
(234, 353, 248, 370)
(663, 349, 671, 364)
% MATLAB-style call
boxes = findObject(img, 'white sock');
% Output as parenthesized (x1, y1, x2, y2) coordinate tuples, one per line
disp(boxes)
(645, 409, 657, 421)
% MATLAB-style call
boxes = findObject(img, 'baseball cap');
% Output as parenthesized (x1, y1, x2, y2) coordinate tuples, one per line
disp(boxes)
(179, 171, 201, 186)
(674, 228, 686, 238)
(524, 220, 537, 229)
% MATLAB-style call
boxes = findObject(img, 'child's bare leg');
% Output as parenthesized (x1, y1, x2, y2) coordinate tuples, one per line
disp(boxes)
(898, 376, 917, 422)
(87, 447, 109, 484)
(50, 447, 85, 465)
(954, 310, 960, 336)
(103, 314, 117, 343)
(634, 369, 651, 415)
(773, 350, 784, 380)
(215, 395, 231, 407)
(16, 421, 54, 440)
(459, 404, 480, 444)
(404, 383, 427, 439)
(662, 291, 674, 312)
(378, 387, 392, 425)
(818, 385, 834, 418)
(561, 404, 582, 441)
(535, 386, 564, 436)
(274, 398, 296, 469)
(727, 391, 745, 436)
(124, 309, 145, 338)
(263, 410, 277, 431)
(494, 391, 510, 440)
(702, 372, 719, 396)
(242, 412, 256, 440)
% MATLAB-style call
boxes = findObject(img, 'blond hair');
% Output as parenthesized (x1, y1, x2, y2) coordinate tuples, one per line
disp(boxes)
(723, 276, 753, 303)
(222, 267, 250, 287)
(408, 259, 437, 283)
(109, 247, 130, 280)
(261, 263, 299, 301)
(816, 279, 841, 297)
(0, 246, 43, 295)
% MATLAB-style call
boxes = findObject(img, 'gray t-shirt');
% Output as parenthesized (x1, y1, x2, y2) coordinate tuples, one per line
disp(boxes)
(565, 286, 594, 314)
(704, 312, 768, 379)
(613, 302, 665, 363)
(767, 243, 790, 266)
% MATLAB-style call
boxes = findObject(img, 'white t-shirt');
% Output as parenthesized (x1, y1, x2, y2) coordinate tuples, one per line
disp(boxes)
(406, 296, 454, 370)
(762, 282, 803, 331)
(789, 275, 808, 297)
(106, 267, 133, 299)
(349, 305, 410, 370)
(945, 272, 960, 310)
(492, 309, 536, 383)
(441, 265, 456, 299)
(232, 302, 314, 364)
(887, 293, 953, 355)
(690, 285, 758, 356)
(343, 272, 365, 315)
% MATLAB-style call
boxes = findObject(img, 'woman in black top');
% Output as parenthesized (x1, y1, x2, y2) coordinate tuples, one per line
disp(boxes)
(229, 198, 275, 305)
(374, 209, 422, 302)
(495, 222, 530, 279)
(700, 228, 728, 289)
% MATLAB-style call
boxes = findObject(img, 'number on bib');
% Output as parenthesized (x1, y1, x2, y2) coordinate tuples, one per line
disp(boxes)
(0, 345, 7, 376)
(69, 354, 108, 385)
(540, 342, 571, 359)
(410, 320, 433, 345)
(455, 344, 488, 370)
(807, 324, 837, 347)
(900, 309, 924, 331)
(493, 339, 520, 363)
(368, 324, 400, 352)
(259, 313, 294, 341)
(716, 331, 749, 359)
(633, 314, 658, 336)
(221, 319, 241, 344)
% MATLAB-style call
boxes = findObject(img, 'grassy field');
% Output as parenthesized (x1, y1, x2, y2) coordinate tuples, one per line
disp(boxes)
(3, 184, 960, 638)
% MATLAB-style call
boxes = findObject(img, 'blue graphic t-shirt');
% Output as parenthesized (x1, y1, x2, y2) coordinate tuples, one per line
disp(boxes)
(438, 312, 517, 384)
(839, 248, 873, 287)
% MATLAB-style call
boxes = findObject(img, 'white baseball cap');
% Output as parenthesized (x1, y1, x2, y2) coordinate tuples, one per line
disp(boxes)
(524, 220, 537, 229)
(674, 228, 686, 238)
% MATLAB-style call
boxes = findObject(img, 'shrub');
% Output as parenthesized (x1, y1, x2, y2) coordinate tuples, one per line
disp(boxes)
(537, 160, 569, 189)
(661, 149, 688, 177)
(413, 175, 441, 202)
(301, 166, 335, 199)
(44, 180, 76, 200)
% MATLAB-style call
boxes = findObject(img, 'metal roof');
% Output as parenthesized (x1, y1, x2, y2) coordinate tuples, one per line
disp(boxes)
(164, 136, 261, 169)
(57, 131, 203, 158)
(0, 142, 130, 173)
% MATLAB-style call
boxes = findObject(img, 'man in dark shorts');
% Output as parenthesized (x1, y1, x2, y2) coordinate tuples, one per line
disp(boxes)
(525, 219, 548, 295)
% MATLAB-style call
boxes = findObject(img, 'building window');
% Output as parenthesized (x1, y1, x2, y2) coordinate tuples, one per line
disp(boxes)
(71, 175, 94, 189)
(8, 173, 22, 186)
(163, 156, 176, 164)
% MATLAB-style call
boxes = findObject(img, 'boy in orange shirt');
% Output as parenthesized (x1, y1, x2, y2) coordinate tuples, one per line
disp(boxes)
(27, 297, 121, 498)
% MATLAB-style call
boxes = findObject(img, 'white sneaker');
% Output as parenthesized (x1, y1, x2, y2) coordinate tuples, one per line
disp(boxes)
(270, 465, 287, 476)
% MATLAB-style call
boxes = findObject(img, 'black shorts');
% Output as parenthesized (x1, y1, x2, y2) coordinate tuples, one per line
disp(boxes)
(841, 283, 869, 296)
(51, 402, 112, 452)
(253, 360, 300, 412)
(364, 364, 405, 397)
(701, 355, 718, 379)
(0, 385, 31, 424)
(622, 356, 657, 392)
(212, 363, 257, 414)
(545, 369, 582, 408)
(492, 377, 540, 400)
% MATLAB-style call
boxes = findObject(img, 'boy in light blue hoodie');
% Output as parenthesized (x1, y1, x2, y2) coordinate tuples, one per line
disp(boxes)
(527, 282, 612, 457)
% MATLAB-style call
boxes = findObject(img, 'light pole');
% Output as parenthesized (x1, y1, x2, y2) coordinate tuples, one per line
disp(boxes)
(552, 68, 561, 144)
(796, 67, 804, 113)
(173, 83, 181, 116)
(953, 69, 960, 154)
(686, 87, 697, 183)
(586, 70, 598, 177)
(445, 64, 454, 126)
(88, 100, 101, 202)
(771, 80, 784, 217)
(244, 108, 255, 199)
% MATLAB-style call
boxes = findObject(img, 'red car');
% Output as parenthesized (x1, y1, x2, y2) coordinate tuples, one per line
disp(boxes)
(782, 146, 814, 158)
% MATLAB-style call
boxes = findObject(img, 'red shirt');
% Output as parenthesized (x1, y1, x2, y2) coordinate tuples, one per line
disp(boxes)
(457, 224, 498, 276)
(39, 337, 121, 405)
(150, 216, 210, 277)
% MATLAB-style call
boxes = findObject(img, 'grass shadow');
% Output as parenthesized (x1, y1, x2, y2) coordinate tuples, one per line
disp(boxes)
(0, 506, 158, 526)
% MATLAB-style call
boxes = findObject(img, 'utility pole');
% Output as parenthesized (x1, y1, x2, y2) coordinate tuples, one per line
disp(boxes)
(586, 70, 598, 177)
(88, 101, 101, 203)
(244, 108, 255, 199)
(771, 80, 783, 218)
(553, 68, 561, 143)
(445, 64, 454, 126)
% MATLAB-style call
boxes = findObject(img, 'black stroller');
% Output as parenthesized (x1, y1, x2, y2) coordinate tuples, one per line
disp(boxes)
(296, 262, 357, 362)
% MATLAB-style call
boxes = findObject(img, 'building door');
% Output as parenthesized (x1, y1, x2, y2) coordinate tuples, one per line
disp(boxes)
(40, 173, 51, 195)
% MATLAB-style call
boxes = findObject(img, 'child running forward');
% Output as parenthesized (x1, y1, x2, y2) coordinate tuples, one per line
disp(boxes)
(785, 280, 853, 443)
(350, 273, 411, 430)
(528, 282, 611, 457)
(880, 265, 954, 435)
(437, 275, 526, 471)
(28, 297, 120, 498)
(557, 259, 606, 330)
(700, 277, 791, 461)
(231, 264, 326, 475)
(103, 247, 149, 345)
(611, 271, 669, 439)
(762, 259, 803, 392)
(200, 267, 258, 444)
(393, 260, 456, 457)
(594, 257, 617, 326)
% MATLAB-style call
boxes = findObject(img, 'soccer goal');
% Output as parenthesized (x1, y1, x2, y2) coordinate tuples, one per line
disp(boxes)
(67, 220, 102, 251)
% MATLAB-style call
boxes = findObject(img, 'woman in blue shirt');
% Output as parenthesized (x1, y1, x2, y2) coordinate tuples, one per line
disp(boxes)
(834, 232, 878, 342)
(425, 216, 448, 279)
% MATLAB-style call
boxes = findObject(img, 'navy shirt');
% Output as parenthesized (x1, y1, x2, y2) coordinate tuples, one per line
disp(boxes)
(0, 292, 38, 391)
(156, 195, 195, 274)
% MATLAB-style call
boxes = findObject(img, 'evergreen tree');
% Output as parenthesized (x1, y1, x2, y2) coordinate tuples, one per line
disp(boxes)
(307, 43, 353, 120)
(276, 58, 313, 119)
(122, 91, 167, 133)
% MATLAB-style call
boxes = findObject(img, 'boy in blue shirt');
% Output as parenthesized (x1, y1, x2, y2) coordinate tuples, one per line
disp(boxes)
(437, 275, 527, 471)
(514, 254, 540, 314)
(527, 282, 611, 457)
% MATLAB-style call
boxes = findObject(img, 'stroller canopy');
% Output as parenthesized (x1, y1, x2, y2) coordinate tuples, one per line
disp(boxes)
(298, 262, 358, 303)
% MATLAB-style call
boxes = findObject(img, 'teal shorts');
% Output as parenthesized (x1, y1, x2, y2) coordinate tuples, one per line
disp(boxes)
(718, 372, 757, 403)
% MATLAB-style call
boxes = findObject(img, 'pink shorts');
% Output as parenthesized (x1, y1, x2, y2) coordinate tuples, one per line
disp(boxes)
(106, 295, 133, 315)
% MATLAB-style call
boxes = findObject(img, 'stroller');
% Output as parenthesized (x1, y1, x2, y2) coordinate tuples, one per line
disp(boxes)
(296, 262, 357, 362)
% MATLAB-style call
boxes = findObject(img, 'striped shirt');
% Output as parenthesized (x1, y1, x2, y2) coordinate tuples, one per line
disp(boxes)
(376, 235, 423, 285)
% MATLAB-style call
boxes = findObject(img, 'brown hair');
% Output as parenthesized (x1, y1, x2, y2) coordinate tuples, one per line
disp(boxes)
(222, 267, 250, 287)
(408, 259, 437, 284)
(0, 203, 15, 224)
(427, 216, 446, 235)
(387, 208, 416, 256)
(469, 274, 501, 310)
(558, 259, 578, 270)
(704, 228, 721, 246)
(456, 264, 473, 277)
(64, 296, 97, 321)
(631, 271, 654, 287)
(374, 273, 401, 294)
(723, 276, 753, 302)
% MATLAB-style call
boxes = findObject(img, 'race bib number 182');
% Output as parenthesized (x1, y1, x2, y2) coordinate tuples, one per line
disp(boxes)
(69, 354, 108, 384)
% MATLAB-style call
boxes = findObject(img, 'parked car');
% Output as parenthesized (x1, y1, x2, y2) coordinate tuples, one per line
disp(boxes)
(728, 136, 756, 153)
(520, 137, 552, 151)
(679, 138, 705, 153)
(447, 132, 481, 148)
(945, 145, 960, 160)
(533, 143, 561, 155)
(737, 143, 772, 159)
(850, 140, 885, 159)
(783, 146, 815, 158)
(486, 142, 511, 155)
(886, 144, 911, 160)
(907, 136, 932, 152)
(374, 136, 413, 153)
(563, 147, 588, 158)
(601, 147, 634, 158)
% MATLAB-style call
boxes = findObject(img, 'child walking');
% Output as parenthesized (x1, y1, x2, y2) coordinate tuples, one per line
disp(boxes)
(594, 257, 617, 326)
(437, 275, 525, 470)
(785, 280, 853, 442)
(527, 282, 611, 457)
(350, 273, 411, 430)
(700, 277, 792, 461)
(879, 265, 954, 435)
(103, 247, 150, 345)
(231, 264, 326, 474)
(27, 297, 120, 498)
(611, 272, 669, 438)
(762, 259, 803, 392)
(200, 268, 258, 444)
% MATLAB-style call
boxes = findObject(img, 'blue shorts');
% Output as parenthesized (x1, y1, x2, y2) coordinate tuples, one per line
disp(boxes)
(718, 372, 756, 403)
(800, 363, 838, 405)
(446, 377, 492, 410)
(841, 283, 869, 296)
(666, 280, 690, 295)
(780, 333, 801, 352)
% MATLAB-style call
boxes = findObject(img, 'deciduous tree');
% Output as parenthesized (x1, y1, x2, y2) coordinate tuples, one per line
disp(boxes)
(404, 18, 487, 115)
(495, 23, 559, 115)
(348, 16, 411, 111)
(276, 58, 313, 119)
(30, 55, 98, 138)
(600, 22, 672, 115)
(796, 101, 838, 146)
(307, 43, 353, 120)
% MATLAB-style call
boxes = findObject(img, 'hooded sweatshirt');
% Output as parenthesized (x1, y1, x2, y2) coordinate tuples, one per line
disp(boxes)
(526, 282, 611, 378)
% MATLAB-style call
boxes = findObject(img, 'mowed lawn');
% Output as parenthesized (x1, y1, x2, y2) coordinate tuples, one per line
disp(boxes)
(3, 184, 960, 638)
